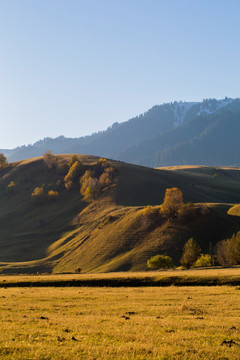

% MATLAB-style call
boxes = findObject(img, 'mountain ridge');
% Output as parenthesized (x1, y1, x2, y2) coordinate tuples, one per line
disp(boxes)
(2, 97, 240, 166)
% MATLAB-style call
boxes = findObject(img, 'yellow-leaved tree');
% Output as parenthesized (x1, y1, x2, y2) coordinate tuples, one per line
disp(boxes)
(160, 187, 183, 218)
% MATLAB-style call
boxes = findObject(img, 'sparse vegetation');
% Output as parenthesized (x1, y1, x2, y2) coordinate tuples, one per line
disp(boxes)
(1, 155, 240, 273)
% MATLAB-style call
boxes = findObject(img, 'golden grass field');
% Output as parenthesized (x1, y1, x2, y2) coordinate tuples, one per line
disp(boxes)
(1, 283, 240, 359)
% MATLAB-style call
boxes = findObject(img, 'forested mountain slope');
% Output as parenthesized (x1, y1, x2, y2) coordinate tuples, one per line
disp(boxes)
(2, 97, 240, 167)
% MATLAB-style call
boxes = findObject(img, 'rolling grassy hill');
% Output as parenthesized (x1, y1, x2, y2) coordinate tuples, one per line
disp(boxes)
(1, 155, 240, 273)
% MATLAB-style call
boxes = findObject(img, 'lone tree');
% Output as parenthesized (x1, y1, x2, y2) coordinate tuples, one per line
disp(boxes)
(43, 150, 57, 169)
(160, 187, 183, 218)
(0, 153, 8, 167)
(180, 237, 201, 268)
(147, 254, 173, 269)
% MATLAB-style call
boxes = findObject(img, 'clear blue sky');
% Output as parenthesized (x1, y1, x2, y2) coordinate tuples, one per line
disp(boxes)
(1, 0, 240, 148)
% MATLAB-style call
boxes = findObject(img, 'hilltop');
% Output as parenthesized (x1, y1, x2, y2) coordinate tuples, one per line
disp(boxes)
(2, 97, 240, 167)
(1, 155, 240, 273)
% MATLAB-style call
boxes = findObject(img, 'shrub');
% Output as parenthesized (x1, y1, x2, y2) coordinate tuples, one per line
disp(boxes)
(180, 238, 201, 268)
(47, 190, 59, 201)
(147, 255, 173, 269)
(31, 186, 46, 203)
(7, 181, 16, 195)
(194, 254, 212, 268)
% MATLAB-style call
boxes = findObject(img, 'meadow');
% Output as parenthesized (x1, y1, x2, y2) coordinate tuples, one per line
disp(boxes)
(1, 279, 240, 359)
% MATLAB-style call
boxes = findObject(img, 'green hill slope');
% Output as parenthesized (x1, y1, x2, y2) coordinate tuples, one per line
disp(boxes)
(1, 156, 240, 273)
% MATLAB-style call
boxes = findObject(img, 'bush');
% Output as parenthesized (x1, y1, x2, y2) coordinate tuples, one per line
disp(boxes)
(7, 181, 16, 195)
(147, 255, 173, 269)
(31, 186, 46, 203)
(194, 254, 212, 268)
(47, 190, 59, 201)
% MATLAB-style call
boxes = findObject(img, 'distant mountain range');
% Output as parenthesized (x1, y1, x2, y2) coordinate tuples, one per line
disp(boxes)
(2, 97, 240, 167)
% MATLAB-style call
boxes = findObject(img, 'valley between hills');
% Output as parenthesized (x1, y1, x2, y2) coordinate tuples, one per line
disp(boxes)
(1, 154, 240, 274)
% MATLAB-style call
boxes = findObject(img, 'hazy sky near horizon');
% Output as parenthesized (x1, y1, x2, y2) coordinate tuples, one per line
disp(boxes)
(1, 0, 240, 148)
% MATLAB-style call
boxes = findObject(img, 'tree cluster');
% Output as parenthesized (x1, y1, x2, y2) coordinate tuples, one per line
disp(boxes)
(180, 237, 212, 268)
(79, 158, 115, 202)
(216, 232, 240, 266)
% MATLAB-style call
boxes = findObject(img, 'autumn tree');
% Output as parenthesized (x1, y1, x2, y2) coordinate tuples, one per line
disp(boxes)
(160, 187, 184, 218)
(80, 170, 100, 201)
(180, 237, 201, 268)
(0, 153, 8, 167)
(43, 150, 57, 169)
(216, 232, 240, 266)
(64, 160, 82, 190)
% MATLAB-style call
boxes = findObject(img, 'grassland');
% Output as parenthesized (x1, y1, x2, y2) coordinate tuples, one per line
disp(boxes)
(1, 156, 240, 273)
(1, 284, 240, 359)
(3, 268, 240, 287)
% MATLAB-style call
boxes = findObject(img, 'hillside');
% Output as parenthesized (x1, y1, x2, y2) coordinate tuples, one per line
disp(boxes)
(1, 156, 240, 273)
(2, 97, 240, 167)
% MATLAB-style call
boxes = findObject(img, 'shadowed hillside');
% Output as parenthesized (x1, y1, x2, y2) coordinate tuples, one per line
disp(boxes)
(1, 156, 240, 273)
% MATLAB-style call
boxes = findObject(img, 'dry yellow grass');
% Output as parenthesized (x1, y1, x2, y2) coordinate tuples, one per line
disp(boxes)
(1, 285, 240, 359)
(2, 267, 240, 284)
(2, 155, 240, 273)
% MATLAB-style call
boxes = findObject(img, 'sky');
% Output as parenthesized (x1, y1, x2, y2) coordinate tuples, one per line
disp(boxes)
(1, 0, 240, 149)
